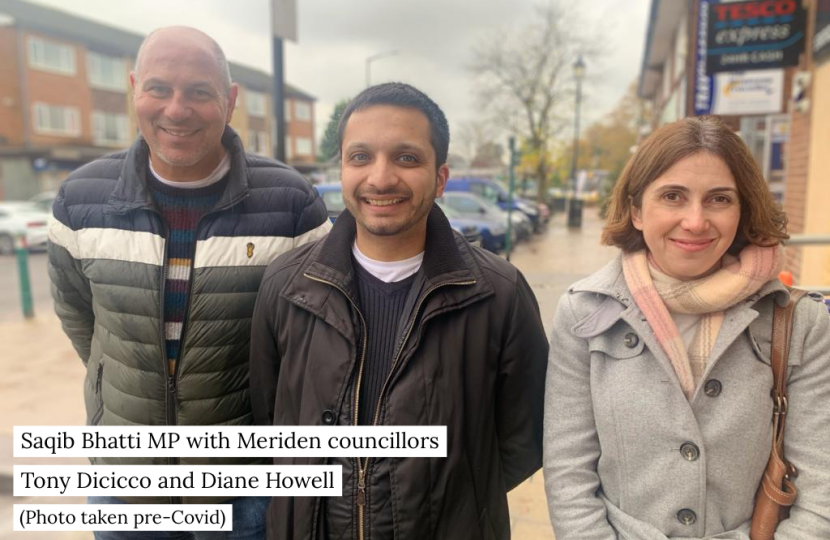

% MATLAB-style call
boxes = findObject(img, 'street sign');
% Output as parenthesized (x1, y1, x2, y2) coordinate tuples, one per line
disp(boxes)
(702, 0, 806, 75)
(272, 0, 298, 42)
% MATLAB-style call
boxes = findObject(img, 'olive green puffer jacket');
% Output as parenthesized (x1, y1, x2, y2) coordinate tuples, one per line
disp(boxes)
(48, 128, 330, 502)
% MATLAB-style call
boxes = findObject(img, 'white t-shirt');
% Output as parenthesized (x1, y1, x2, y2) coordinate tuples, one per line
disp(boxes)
(352, 241, 424, 283)
(148, 153, 231, 189)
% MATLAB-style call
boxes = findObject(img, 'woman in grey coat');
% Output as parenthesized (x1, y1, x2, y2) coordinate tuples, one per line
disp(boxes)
(544, 116, 830, 539)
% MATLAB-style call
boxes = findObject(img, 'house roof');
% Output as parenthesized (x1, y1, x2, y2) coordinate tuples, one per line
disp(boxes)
(0, 0, 315, 101)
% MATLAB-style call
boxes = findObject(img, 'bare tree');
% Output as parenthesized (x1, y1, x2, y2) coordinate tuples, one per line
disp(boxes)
(455, 118, 497, 166)
(469, 1, 600, 200)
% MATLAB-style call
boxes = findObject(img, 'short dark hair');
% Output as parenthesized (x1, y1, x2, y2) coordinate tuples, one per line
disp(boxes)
(337, 82, 450, 170)
(602, 115, 788, 253)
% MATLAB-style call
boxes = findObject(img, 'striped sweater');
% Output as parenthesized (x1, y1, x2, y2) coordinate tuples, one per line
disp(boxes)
(148, 174, 227, 376)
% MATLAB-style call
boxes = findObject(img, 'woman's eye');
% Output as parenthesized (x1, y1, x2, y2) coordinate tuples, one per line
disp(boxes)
(711, 195, 732, 205)
(662, 192, 682, 202)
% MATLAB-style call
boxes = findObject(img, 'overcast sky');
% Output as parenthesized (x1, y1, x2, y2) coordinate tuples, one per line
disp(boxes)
(26, 0, 651, 155)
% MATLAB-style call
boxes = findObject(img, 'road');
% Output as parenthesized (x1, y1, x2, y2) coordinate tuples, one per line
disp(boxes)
(0, 207, 617, 539)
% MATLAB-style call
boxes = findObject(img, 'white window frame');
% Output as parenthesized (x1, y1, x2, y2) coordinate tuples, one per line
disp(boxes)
(91, 111, 130, 146)
(246, 130, 270, 155)
(295, 136, 313, 156)
(32, 102, 81, 136)
(246, 91, 267, 117)
(284, 101, 292, 121)
(256, 131, 269, 155)
(27, 36, 76, 76)
(294, 101, 312, 122)
(87, 52, 127, 91)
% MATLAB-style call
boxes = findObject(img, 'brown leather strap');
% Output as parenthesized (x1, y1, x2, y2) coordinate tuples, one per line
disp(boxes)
(770, 288, 807, 474)
(771, 288, 807, 407)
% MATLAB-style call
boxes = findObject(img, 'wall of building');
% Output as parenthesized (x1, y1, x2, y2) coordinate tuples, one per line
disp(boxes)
(0, 157, 38, 200)
(24, 31, 93, 147)
(800, 57, 830, 287)
(286, 97, 315, 163)
(0, 27, 25, 147)
(782, 0, 820, 282)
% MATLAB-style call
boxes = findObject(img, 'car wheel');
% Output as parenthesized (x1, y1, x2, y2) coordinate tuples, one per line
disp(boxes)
(0, 234, 14, 255)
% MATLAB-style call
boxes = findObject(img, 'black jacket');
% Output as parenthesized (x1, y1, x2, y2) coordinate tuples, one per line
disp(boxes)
(250, 206, 548, 539)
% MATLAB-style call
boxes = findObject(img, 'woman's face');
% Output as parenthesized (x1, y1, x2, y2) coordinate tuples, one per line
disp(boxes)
(631, 152, 741, 281)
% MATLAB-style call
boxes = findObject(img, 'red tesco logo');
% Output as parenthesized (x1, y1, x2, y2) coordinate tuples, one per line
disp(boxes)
(714, 0, 796, 21)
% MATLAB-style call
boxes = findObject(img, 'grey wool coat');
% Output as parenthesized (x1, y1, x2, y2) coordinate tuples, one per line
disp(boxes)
(544, 256, 830, 539)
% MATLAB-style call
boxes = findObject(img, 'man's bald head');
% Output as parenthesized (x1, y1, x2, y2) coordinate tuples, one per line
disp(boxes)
(133, 26, 233, 96)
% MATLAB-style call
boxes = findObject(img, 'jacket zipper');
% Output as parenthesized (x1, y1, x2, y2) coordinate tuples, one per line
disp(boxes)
(163, 194, 247, 415)
(91, 363, 105, 426)
(166, 199, 244, 505)
(306, 273, 475, 540)
(357, 279, 475, 539)
(154, 217, 180, 504)
(303, 272, 369, 540)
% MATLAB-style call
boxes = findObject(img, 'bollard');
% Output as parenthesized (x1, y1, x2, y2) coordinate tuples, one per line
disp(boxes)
(15, 233, 34, 319)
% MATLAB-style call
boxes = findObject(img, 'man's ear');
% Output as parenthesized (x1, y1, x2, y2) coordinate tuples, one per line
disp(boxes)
(435, 163, 449, 197)
(129, 72, 137, 91)
(225, 83, 239, 123)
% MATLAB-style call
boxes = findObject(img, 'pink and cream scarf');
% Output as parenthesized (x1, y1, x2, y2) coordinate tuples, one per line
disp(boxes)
(622, 245, 783, 399)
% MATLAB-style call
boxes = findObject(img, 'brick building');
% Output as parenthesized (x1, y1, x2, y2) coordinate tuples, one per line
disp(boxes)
(0, 0, 317, 200)
(638, 0, 829, 288)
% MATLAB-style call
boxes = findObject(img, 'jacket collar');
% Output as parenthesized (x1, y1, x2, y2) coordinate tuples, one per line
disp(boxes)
(571, 252, 791, 402)
(283, 204, 489, 343)
(304, 204, 476, 295)
(107, 126, 249, 214)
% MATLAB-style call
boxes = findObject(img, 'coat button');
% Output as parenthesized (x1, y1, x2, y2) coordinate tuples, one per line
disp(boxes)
(704, 379, 722, 397)
(680, 442, 700, 461)
(677, 509, 697, 526)
(623, 333, 639, 348)
(321, 410, 336, 425)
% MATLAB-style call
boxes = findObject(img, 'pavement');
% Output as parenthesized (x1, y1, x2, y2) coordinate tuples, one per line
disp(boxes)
(0, 207, 616, 539)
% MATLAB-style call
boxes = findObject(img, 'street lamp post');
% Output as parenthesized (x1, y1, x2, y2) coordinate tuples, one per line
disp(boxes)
(365, 50, 399, 87)
(567, 55, 586, 228)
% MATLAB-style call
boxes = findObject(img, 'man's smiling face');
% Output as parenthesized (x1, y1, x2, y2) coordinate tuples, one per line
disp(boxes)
(340, 104, 448, 239)
(130, 29, 237, 181)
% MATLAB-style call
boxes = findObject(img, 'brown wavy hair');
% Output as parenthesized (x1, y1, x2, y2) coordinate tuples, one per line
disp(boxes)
(602, 116, 788, 253)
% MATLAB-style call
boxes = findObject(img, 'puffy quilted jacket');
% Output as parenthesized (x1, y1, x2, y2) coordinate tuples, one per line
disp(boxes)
(48, 127, 330, 502)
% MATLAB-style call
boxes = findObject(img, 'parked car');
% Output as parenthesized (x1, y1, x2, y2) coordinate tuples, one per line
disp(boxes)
(434, 201, 484, 248)
(314, 183, 346, 223)
(29, 191, 57, 213)
(436, 192, 512, 253)
(445, 177, 544, 231)
(0, 202, 50, 254)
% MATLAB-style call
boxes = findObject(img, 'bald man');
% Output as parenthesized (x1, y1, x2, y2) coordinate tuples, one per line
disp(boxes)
(48, 26, 330, 539)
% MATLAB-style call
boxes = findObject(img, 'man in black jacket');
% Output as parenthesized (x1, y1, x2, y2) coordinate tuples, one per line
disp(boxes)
(250, 82, 548, 539)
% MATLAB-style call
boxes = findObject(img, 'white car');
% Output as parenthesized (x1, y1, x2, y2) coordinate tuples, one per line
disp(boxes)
(0, 202, 50, 254)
